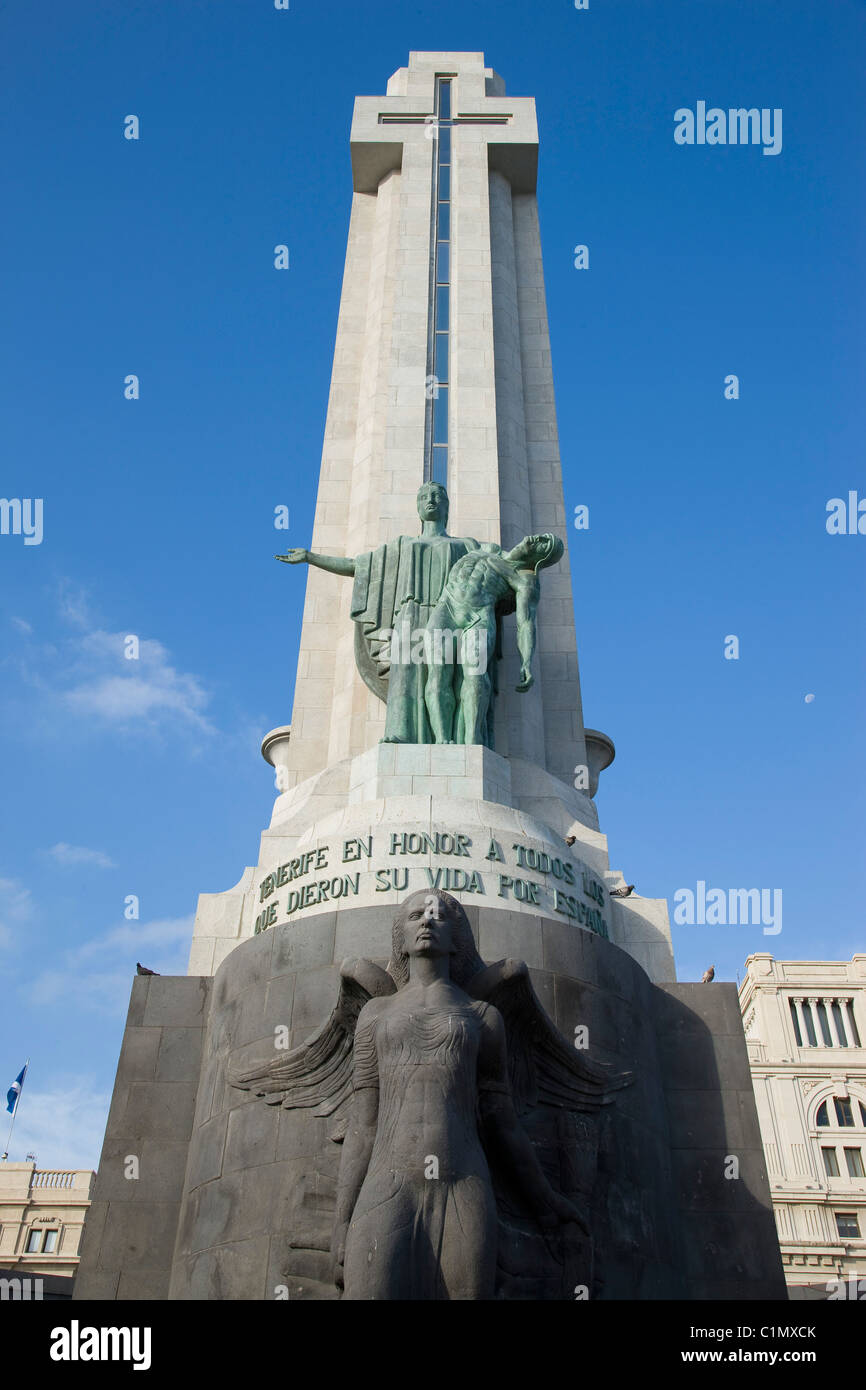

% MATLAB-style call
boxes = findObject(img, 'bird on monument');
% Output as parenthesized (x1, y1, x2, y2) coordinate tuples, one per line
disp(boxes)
(609, 884, 635, 898)
(136, 962, 159, 976)
(701, 966, 715, 983)
(565, 835, 576, 846)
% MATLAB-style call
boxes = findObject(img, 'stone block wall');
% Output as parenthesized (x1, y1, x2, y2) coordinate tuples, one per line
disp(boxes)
(654, 983, 787, 1300)
(72, 975, 211, 1300)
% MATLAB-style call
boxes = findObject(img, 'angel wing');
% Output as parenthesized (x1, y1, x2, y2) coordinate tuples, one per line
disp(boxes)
(466, 958, 632, 1116)
(230, 956, 395, 1118)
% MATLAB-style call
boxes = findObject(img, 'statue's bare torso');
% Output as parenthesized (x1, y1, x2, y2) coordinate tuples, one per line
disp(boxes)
(438, 548, 529, 622)
(342, 988, 502, 1300)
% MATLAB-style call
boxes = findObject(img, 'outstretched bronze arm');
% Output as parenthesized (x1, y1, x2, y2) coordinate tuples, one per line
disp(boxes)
(275, 547, 356, 577)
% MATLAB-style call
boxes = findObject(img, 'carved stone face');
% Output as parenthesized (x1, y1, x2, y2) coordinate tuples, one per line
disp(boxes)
(390, 889, 484, 988)
(402, 891, 457, 959)
(416, 482, 449, 525)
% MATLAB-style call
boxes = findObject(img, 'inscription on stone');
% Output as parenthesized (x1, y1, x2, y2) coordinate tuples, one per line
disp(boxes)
(252, 829, 609, 938)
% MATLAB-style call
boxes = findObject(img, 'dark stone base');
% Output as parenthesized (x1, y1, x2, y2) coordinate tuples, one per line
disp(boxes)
(75, 908, 787, 1300)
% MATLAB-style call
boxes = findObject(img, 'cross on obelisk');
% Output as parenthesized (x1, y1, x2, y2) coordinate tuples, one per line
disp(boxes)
(380, 81, 511, 484)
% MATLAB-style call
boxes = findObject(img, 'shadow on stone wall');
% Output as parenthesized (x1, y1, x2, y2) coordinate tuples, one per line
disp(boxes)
(652, 985, 788, 1301)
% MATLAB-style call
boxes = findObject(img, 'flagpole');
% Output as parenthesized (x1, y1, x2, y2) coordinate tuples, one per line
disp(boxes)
(2, 1058, 29, 1161)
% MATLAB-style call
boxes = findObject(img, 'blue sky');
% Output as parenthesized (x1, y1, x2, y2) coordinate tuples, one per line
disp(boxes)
(1, 0, 864, 1168)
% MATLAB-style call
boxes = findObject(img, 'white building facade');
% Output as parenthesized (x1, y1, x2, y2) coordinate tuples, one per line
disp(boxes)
(0, 1163, 94, 1282)
(740, 954, 866, 1294)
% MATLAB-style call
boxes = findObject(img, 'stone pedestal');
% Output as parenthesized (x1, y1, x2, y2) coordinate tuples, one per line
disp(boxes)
(187, 744, 676, 986)
(75, 914, 787, 1301)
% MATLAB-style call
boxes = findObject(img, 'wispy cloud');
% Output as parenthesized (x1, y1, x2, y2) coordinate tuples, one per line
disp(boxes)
(63, 623, 213, 733)
(57, 582, 92, 631)
(72, 916, 194, 965)
(8, 582, 215, 737)
(0, 875, 34, 951)
(10, 616, 32, 634)
(27, 915, 194, 1016)
(46, 843, 116, 870)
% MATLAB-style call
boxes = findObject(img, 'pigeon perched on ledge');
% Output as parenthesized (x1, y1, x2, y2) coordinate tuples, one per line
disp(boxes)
(136, 962, 159, 976)
(701, 965, 715, 983)
(609, 884, 635, 898)
(565, 836, 576, 846)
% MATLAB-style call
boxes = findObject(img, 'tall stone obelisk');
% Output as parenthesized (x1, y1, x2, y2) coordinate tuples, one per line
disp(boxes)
(188, 51, 675, 984)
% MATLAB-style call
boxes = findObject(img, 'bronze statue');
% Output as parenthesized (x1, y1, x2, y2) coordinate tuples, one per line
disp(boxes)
(233, 889, 629, 1300)
(424, 532, 564, 744)
(275, 482, 482, 744)
(276, 487, 565, 750)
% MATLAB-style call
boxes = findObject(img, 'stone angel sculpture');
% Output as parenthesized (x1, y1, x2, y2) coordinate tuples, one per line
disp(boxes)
(232, 889, 630, 1300)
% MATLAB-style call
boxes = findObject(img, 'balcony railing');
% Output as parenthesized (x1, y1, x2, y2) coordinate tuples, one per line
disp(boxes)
(30, 1170, 76, 1189)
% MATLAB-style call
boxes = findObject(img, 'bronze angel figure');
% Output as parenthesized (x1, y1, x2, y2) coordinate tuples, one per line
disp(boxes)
(232, 889, 630, 1300)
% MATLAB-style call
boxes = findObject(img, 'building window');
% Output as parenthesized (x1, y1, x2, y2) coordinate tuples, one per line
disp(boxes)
(790, 996, 861, 1047)
(844, 1148, 865, 1178)
(822, 1147, 840, 1176)
(802, 1002, 818, 1047)
(43, 1229, 59, 1253)
(831, 1001, 849, 1047)
(816, 1001, 833, 1046)
(816, 1095, 866, 1133)
(835, 1212, 861, 1239)
(26, 1230, 42, 1253)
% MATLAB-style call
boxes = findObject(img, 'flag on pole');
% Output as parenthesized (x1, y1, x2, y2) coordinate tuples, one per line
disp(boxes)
(6, 1064, 27, 1115)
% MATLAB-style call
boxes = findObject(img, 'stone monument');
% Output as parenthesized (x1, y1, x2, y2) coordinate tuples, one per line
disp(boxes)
(74, 52, 786, 1302)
